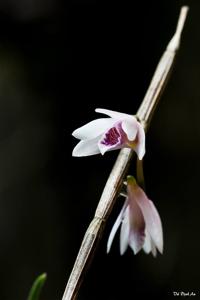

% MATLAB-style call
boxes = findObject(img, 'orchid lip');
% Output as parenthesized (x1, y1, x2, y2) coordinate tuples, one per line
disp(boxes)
(101, 126, 121, 146)
(100, 122, 125, 148)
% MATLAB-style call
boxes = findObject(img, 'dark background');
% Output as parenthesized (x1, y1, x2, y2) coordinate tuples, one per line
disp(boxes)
(0, 0, 199, 299)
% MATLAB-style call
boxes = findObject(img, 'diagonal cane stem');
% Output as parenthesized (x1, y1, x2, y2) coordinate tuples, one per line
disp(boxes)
(62, 6, 189, 300)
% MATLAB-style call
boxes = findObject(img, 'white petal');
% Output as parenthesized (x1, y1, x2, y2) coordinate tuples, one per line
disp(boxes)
(151, 240, 157, 257)
(134, 186, 163, 254)
(143, 230, 157, 257)
(134, 124, 145, 160)
(72, 136, 101, 157)
(121, 119, 138, 141)
(128, 196, 145, 254)
(120, 206, 130, 255)
(72, 118, 116, 140)
(107, 199, 128, 253)
(129, 232, 145, 255)
(143, 230, 151, 254)
(95, 108, 134, 121)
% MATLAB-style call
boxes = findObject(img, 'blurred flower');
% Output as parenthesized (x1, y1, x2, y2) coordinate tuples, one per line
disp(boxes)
(107, 176, 163, 256)
(72, 108, 145, 159)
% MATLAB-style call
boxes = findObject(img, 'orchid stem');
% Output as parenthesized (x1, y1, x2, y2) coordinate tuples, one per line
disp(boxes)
(136, 158, 145, 190)
(62, 6, 189, 300)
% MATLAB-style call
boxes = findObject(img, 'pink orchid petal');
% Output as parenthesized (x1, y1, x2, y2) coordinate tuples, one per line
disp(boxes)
(72, 136, 101, 156)
(120, 206, 130, 255)
(151, 239, 157, 257)
(121, 119, 138, 141)
(128, 194, 145, 254)
(132, 185, 163, 253)
(143, 230, 157, 257)
(107, 199, 128, 254)
(143, 230, 151, 254)
(129, 231, 145, 255)
(72, 118, 116, 140)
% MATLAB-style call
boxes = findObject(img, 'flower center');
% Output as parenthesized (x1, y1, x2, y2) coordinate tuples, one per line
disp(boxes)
(101, 126, 121, 146)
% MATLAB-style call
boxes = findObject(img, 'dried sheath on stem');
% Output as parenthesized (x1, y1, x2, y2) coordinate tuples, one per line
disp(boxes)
(62, 6, 189, 300)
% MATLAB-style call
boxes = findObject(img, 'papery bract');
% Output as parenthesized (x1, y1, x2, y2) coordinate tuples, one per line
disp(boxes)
(107, 176, 163, 256)
(72, 109, 145, 159)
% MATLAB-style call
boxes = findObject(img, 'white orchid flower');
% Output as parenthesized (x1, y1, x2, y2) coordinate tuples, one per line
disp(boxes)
(107, 176, 163, 257)
(72, 109, 145, 159)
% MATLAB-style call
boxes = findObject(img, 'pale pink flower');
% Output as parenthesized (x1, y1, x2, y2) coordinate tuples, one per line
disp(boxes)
(107, 176, 163, 256)
(72, 108, 145, 159)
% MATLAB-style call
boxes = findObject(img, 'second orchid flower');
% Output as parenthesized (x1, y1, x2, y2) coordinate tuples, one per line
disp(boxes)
(107, 176, 163, 257)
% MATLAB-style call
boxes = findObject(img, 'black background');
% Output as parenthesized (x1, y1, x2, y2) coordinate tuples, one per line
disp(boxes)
(0, 0, 199, 299)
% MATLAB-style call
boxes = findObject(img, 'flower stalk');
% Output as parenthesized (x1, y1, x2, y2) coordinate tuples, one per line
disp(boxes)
(62, 6, 189, 300)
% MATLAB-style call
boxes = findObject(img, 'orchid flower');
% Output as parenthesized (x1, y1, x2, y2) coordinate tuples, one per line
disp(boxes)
(72, 109, 145, 159)
(107, 176, 163, 257)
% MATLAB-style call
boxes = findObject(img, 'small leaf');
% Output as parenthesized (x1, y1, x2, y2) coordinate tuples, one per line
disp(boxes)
(27, 273, 47, 300)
